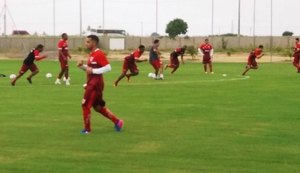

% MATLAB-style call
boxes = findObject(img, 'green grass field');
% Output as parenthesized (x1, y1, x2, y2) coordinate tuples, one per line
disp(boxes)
(0, 60, 299, 173)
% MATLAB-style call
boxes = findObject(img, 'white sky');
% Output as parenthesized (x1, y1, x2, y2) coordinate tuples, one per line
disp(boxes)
(0, 0, 299, 36)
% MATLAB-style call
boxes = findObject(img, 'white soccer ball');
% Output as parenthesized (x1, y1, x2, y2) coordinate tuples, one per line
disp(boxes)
(46, 73, 53, 78)
(148, 73, 156, 78)
(222, 74, 227, 77)
(9, 74, 16, 79)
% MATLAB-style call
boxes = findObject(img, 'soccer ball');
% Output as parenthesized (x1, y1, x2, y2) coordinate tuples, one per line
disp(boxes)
(46, 73, 53, 78)
(148, 73, 156, 78)
(222, 74, 227, 77)
(9, 74, 16, 79)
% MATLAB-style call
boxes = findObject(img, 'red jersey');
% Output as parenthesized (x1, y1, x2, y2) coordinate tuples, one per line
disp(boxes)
(293, 43, 300, 57)
(199, 43, 213, 56)
(58, 39, 69, 57)
(125, 50, 143, 62)
(87, 49, 109, 85)
(23, 49, 40, 65)
(171, 48, 186, 58)
(249, 48, 263, 59)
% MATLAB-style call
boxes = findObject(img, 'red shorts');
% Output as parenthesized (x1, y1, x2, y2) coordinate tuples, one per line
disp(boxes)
(122, 60, 138, 73)
(202, 55, 212, 64)
(19, 64, 38, 74)
(169, 57, 179, 68)
(59, 57, 69, 69)
(82, 78, 106, 107)
(150, 59, 162, 70)
(247, 57, 257, 67)
(293, 55, 299, 65)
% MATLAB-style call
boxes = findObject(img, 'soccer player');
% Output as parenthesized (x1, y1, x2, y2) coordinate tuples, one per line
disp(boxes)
(292, 38, 300, 73)
(242, 45, 264, 76)
(114, 45, 147, 86)
(199, 39, 214, 74)
(55, 33, 72, 85)
(149, 39, 164, 80)
(77, 35, 123, 134)
(165, 46, 187, 74)
(11, 44, 47, 86)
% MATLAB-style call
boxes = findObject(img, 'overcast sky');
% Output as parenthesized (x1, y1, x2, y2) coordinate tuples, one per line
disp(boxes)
(0, 0, 299, 36)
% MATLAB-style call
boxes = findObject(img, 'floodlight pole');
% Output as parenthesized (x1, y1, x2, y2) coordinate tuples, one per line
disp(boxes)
(237, 0, 241, 37)
(3, 0, 7, 36)
(253, 0, 256, 47)
(53, 0, 56, 36)
(270, 0, 273, 63)
(102, 0, 105, 35)
(211, 0, 214, 44)
(79, 0, 82, 36)
(155, 0, 158, 33)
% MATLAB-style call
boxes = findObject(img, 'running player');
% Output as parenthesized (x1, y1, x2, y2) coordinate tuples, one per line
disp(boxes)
(11, 44, 47, 86)
(114, 45, 147, 87)
(242, 45, 264, 76)
(165, 46, 187, 74)
(199, 39, 214, 74)
(149, 39, 164, 80)
(55, 33, 72, 85)
(292, 38, 300, 73)
(77, 35, 123, 134)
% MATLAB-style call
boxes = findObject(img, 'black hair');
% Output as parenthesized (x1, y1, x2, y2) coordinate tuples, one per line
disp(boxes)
(87, 35, 100, 44)
(36, 44, 44, 49)
(153, 39, 160, 44)
(205, 38, 209, 41)
(139, 45, 145, 49)
(296, 38, 299, 41)
(62, 33, 67, 37)
(258, 45, 264, 49)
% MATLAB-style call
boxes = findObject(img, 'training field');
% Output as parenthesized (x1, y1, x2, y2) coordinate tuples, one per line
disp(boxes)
(0, 60, 299, 173)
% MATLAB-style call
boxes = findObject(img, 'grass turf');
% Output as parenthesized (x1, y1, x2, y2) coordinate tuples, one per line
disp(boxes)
(0, 60, 299, 173)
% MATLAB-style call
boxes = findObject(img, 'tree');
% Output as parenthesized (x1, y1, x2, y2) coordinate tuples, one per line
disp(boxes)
(166, 18, 188, 39)
(282, 31, 293, 36)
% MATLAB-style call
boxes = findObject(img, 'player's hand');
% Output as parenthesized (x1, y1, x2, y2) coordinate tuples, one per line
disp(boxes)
(69, 55, 72, 59)
(77, 60, 84, 67)
(86, 67, 93, 75)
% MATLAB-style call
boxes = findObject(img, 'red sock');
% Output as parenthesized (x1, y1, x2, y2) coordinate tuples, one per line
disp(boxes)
(82, 106, 91, 131)
(95, 107, 119, 124)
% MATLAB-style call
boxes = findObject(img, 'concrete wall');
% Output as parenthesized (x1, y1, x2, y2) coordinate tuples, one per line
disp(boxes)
(0, 36, 296, 53)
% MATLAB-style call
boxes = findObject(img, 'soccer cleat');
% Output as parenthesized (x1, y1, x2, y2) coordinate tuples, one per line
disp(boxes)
(81, 129, 90, 134)
(55, 79, 61, 85)
(26, 77, 32, 84)
(65, 80, 70, 86)
(114, 119, 124, 132)
(113, 82, 118, 87)
(11, 81, 15, 86)
(211, 72, 214, 74)
(205, 72, 208, 74)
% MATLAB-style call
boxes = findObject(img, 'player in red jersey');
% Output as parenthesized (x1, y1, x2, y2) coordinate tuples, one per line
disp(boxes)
(55, 33, 72, 85)
(149, 39, 164, 80)
(77, 35, 123, 134)
(165, 46, 187, 74)
(242, 45, 264, 76)
(11, 44, 47, 86)
(114, 45, 147, 87)
(292, 38, 300, 73)
(199, 39, 214, 74)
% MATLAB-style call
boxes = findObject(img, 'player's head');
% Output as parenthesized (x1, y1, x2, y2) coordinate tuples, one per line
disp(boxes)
(205, 39, 209, 44)
(153, 39, 160, 47)
(138, 45, 145, 53)
(62, 33, 68, 40)
(296, 38, 299, 43)
(35, 44, 44, 52)
(258, 45, 264, 49)
(86, 35, 99, 50)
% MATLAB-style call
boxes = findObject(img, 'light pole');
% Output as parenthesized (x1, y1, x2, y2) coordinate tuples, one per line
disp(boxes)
(155, 0, 158, 33)
(238, 0, 241, 37)
(79, 0, 82, 36)
(270, 0, 273, 62)
(102, 0, 105, 35)
(253, 0, 256, 47)
(53, 0, 56, 36)
(3, 0, 7, 36)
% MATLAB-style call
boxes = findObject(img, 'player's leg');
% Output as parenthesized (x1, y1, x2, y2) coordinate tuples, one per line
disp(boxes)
(158, 60, 164, 79)
(126, 63, 139, 80)
(170, 59, 180, 74)
(209, 62, 213, 74)
(81, 87, 97, 133)
(93, 94, 123, 131)
(55, 60, 66, 85)
(11, 65, 28, 86)
(114, 61, 129, 86)
(203, 63, 208, 74)
(26, 64, 39, 84)
(64, 65, 70, 85)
